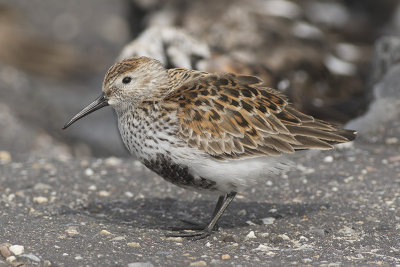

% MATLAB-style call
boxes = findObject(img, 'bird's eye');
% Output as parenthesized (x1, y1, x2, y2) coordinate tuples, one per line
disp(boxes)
(122, 76, 132, 84)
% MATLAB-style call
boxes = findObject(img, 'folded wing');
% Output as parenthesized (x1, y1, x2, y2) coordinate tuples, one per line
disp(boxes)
(164, 71, 356, 160)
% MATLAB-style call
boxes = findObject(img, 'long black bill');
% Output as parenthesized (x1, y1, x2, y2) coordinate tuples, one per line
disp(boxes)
(63, 93, 109, 129)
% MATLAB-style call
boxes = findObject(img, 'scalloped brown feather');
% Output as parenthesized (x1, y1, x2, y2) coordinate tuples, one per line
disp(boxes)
(163, 70, 356, 160)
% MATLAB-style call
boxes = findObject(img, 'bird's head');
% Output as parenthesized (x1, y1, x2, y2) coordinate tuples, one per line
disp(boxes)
(63, 56, 169, 129)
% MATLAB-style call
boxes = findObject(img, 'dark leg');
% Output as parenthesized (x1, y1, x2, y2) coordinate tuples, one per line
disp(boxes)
(212, 195, 227, 218)
(166, 192, 237, 240)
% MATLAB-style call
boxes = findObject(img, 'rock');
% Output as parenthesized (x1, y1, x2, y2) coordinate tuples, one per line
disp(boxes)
(111, 236, 126, 241)
(19, 253, 41, 262)
(6, 255, 16, 262)
(221, 254, 230, 260)
(0, 244, 11, 258)
(261, 217, 276, 225)
(189, 261, 207, 267)
(347, 36, 400, 134)
(222, 235, 237, 243)
(128, 262, 154, 267)
(299, 236, 309, 242)
(164, 237, 183, 242)
(98, 190, 111, 197)
(84, 168, 94, 176)
(124, 191, 134, 198)
(278, 234, 290, 241)
(127, 242, 140, 247)
(65, 226, 79, 237)
(33, 183, 52, 191)
(118, 26, 210, 69)
(237, 209, 247, 216)
(246, 231, 257, 239)
(9, 245, 24, 256)
(104, 156, 122, 166)
(254, 244, 274, 252)
(99, 230, 111, 235)
(385, 137, 399, 144)
(0, 150, 11, 163)
(33, 196, 48, 204)
(88, 185, 97, 191)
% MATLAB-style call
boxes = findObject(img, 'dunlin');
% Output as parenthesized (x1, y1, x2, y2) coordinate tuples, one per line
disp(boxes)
(64, 56, 356, 239)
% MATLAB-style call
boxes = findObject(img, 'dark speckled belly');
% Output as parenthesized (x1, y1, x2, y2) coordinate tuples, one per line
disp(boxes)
(141, 153, 217, 191)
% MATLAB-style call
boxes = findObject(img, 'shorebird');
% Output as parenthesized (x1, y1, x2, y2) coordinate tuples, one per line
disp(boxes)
(63, 56, 356, 239)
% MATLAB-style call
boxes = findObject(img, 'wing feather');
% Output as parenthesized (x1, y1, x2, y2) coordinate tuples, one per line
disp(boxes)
(163, 70, 356, 160)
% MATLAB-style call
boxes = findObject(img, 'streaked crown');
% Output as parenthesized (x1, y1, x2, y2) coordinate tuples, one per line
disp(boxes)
(102, 57, 170, 109)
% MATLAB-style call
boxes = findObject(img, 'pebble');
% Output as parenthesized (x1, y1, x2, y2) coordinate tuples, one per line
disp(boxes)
(98, 190, 110, 197)
(246, 231, 257, 239)
(88, 185, 97, 191)
(323, 156, 334, 162)
(105, 157, 122, 166)
(84, 168, 94, 176)
(261, 217, 275, 225)
(6, 255, 16, 262)
(260, 233, 269, 238)
(124, 191, 134, 198)
(33, 196, 48, 204)
(189, 261, 207, 266)
(344, 176, 354, 183)
(111, 236, 126, 241)
(19, 253, 41, 262)
(299, 236, 309, 242)
(65, 227, 79, 237)
(279, 234, 290, 241)
(128, 262, 154, 267)
(99, 230, 111, 235)
(222, 235, 236, 243)
(237, 209, 247, 216)
(254, 244, 274, 252)
(33, 183, 52, 191)
(9, 245, 24, 255)
(75, 255, 83, 260)
(0, 244, 11, 258)
(221, 254, 230, 260)
(164, 237, 183, 242)
(127, 242, 140, 247)
(308, 228, 326, 237)
(0, 150, 11, 163)
(133, 160, 143, 168)
(385, 137, 398, 144)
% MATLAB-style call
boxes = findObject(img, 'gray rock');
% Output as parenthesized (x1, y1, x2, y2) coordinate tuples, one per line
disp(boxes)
(128, 262, 154, 267)
(347, 36, 400, 134)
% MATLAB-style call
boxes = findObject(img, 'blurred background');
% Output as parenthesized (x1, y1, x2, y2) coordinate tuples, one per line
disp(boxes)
(1, 0, 400, 161)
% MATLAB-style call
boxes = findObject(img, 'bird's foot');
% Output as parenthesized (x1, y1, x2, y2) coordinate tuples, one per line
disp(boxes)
(165, 229, 213, 240)
(169, 219, 219, 232)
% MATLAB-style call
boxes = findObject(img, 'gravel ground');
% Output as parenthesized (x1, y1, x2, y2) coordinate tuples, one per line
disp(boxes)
(1, 120, 400, 266)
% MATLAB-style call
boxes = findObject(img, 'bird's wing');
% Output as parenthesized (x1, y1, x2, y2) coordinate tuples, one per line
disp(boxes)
(164, 71, 355, 160)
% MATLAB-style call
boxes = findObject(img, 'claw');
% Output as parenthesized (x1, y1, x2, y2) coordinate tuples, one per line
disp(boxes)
(165, 229, 212, 240)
